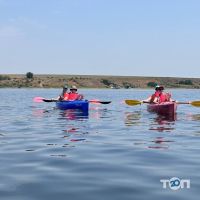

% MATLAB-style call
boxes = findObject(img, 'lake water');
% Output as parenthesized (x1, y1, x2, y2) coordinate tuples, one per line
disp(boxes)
(0, 88, 200, 200)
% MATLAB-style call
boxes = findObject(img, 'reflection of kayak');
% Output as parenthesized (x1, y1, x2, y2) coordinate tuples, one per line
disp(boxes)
(147, 102, 177, 116)
(56, 100, 89, 112)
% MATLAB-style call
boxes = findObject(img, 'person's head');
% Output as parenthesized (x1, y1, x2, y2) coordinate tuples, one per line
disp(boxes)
(70, 85, 78, 93)
(62, 85, 68, 93)
(155, 85, 164, 92)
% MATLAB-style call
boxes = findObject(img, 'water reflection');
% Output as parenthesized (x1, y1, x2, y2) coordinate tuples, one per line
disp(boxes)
(187, 113, 200, 121)
(124, 111, 142, 126)
(133, 136, 174, 150)
(149, 114, 176, 132)
(148, 137, 174, 149)
(32, 108, 54, 117)
(124, 111, 176, 132)
(59, 109, 89, 120)
(33, 108, 89, 120)
(32, 108, 89, 153)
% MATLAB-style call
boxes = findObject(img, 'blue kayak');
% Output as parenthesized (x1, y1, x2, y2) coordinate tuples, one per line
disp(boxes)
(56, 100, 89, 112)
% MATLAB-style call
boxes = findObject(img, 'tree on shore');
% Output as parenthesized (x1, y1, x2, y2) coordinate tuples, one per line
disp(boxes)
(26, 72, 34, 79)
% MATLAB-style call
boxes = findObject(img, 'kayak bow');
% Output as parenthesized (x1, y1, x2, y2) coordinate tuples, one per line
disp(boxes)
(147, 102, 177, 116)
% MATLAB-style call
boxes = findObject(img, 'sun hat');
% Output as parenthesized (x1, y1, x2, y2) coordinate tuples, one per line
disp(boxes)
(70, 85, 77, 90)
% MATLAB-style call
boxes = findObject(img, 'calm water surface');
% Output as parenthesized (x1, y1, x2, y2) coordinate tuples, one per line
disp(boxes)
(0, 88, 200, 200)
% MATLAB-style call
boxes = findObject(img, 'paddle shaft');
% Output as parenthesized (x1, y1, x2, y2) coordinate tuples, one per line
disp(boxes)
(176, 102, 190, 104)
(42, 98, 111, 104)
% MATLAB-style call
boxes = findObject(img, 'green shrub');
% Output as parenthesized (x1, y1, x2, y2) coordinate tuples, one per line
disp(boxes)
(178, 79, 193, 85)
(101, 79, 112, 86)
(147, 82, 157, 87)
(122, 82, 133, 89)
(0, 75, 10, 81)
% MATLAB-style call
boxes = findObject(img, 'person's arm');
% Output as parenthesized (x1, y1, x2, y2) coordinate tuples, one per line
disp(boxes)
(77, 94, 84, 100)
(165, 92, 175, 102)
(169, 97, 176, 102)
(152, 97, 159, 104)
(143, 95, 158, 103)
(51, 95, 61, 101)
(142, 96, 151, 103)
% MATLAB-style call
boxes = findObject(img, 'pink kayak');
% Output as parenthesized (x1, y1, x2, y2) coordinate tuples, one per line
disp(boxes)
(147, 102, 177, 116)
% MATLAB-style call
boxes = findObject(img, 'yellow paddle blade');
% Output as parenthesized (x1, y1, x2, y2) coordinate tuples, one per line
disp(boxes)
(190, 101, 200, 107)
(125, 100, 142, 106)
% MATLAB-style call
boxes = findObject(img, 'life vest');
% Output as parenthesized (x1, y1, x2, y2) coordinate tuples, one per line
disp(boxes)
(159, 93, 167, 103)
(150, 91, 159, 103)
(150, 92, 168, 103)
(63, 93, 69, 100)
(67, 92, 79, 100)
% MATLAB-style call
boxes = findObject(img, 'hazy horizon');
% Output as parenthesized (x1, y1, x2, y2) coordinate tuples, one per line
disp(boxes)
(2, 73, 200, 79)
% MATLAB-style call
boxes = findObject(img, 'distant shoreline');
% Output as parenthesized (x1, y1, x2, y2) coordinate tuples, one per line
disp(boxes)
(0, 74, 200, 89)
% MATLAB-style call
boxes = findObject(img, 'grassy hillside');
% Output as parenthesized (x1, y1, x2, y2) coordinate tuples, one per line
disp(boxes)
(0, 74, 200, 89)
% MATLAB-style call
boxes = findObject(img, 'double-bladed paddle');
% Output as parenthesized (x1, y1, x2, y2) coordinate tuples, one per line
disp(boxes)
(125, 99, 200, 107)
(33, 97, 111, 104)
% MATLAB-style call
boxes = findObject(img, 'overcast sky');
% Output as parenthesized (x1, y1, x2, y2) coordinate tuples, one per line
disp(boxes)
(0, 0, 200, 77)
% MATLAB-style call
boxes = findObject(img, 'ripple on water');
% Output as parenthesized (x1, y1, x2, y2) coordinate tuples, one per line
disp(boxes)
(0, 89, 200, 200)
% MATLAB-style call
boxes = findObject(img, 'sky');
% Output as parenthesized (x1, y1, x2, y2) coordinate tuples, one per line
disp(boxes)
(0, 0, 200, 77)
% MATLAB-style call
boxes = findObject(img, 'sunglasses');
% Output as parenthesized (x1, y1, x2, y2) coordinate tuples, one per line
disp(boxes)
(156, 88, 163, 91)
